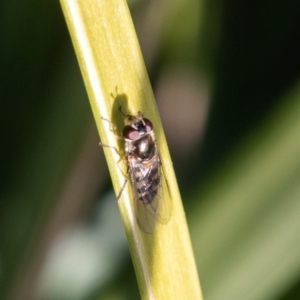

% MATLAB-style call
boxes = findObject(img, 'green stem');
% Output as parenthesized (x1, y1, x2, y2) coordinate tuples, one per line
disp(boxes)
(60, 0, 203, 298)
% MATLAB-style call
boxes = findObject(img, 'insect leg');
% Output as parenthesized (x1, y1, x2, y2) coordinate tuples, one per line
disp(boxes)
(116, 177, 128, 200)
(99, 140, 128, 174)
(99, 141, 121, 157)
(101, 116, 123, 140)
(119, 106, 129, 117)
(100, 141, 129, 201)
(158, 152, 170, 194)
(100, 115, 130, 201)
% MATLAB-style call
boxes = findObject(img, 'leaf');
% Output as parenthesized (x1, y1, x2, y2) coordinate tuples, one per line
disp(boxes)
(60, 0, 203, 298)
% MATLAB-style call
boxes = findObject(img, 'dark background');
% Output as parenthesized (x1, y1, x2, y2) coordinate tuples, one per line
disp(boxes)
(1, 0, 300, 299)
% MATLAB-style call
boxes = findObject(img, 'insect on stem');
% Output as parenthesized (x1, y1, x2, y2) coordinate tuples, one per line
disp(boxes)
(100, 108, 171, 233)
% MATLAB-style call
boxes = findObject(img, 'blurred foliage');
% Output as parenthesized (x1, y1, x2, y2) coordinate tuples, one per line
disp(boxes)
(1, 0, 300, 300)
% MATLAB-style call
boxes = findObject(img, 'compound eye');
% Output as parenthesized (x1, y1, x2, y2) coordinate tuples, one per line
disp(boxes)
(143, 118, 153, 132)
(122, 125, 140, 140)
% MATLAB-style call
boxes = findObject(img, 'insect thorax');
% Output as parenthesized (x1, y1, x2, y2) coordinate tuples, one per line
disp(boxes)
(125, 132, 156, 162)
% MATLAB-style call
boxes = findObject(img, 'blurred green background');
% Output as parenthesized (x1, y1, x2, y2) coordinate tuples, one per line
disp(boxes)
(1, 0, 300, 299)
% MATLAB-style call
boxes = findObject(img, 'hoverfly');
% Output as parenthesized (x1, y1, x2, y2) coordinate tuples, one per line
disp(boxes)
(101, 108, 171, 233)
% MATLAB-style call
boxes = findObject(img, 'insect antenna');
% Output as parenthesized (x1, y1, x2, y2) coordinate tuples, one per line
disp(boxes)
(119, 107, 145, 127)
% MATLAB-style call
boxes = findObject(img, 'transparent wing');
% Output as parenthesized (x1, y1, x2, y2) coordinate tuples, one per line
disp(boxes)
(129, 154, 171, 233)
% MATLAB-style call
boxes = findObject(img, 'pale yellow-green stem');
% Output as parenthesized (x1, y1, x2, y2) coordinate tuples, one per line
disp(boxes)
(60, 0, 203, 298)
